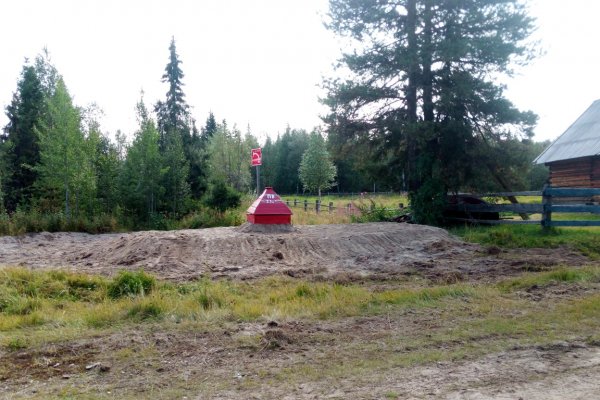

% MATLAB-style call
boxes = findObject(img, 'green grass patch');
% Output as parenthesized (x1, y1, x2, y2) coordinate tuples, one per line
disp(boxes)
(3, 265, 600, 398)
(452, 224, 600, 258)
(107, 270, 156, 299)
(498, 267, 600, 292)
(0, 267, 476, 347)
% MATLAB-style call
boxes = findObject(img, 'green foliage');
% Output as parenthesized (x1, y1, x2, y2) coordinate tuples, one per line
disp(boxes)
(409, 177, 446, 225)
(107, 270, 156, 299)
(453, 225, 600, 259)
(155, 37, 205, 204)
(162, 130, 191, 216)
(203, 180, 242, 213)
(269, 128, 311, 194)
(324, 0, 538, 223)
(206, 122, 255, 193)
(1, 64, 45, 212)
(298, 132, 337, 198)
(0, 209, 118, 235)
(351, 200, 401, 223)
(120, 97, 166, 221)
(0, 267, 107, 303)
(178, 207, 243, 229)
(6, 337, 28, 351)
(35, 78, 95, 220)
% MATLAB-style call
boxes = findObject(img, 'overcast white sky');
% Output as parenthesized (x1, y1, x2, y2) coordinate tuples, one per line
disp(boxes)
(1, 0, 599, 144)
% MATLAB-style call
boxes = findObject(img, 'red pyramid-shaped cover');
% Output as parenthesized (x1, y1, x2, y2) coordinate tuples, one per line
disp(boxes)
(246, 187, 292, 216)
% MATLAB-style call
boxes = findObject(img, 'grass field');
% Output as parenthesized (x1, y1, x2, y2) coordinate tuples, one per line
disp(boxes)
(2, 261, 600, 398)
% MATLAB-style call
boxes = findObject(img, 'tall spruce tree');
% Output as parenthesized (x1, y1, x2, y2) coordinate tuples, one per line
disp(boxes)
(155, 37, 206, 199)
(202, 111, 217, 140)
(1, 64, 45, 211)
(324, 0, 538, 224)
(155, 37, 189, 148)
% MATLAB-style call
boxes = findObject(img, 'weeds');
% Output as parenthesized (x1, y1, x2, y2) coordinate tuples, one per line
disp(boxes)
(0, 267, 476, 345)
(107, 270, 156, 299)
(497, 267, 600, 292)
(453, 224, 600, 258)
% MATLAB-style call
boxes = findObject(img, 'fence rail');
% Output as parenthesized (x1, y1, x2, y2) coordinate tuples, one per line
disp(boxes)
(445, 186, 600, 228)
(281, 198, 405, 215)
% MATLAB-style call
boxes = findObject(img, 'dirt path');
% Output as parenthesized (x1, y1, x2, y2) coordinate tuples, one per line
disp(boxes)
(2, 314, 599, 399)
(0, 222, 592, 282)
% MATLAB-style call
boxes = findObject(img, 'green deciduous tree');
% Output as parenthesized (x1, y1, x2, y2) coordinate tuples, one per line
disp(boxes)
(206, 121, 255, 193)
(324, 0, 537, 224)
(298, 132, 337, 199)
(162, 131, 190, 216)
(35, 78, 92, 220)
(120, 97, 166, 221)
(273, 127, 310, 194)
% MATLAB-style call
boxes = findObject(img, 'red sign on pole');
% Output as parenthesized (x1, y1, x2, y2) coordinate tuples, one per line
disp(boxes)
(251, 148, 262, 166)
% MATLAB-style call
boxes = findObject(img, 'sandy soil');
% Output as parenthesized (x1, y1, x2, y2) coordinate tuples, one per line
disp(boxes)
(0, 222, 591, 282)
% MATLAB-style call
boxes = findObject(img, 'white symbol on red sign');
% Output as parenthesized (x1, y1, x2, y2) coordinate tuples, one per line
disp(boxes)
(251, 148, 262, 166)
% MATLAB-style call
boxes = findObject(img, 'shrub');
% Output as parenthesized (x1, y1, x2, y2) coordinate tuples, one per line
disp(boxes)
(177, 208, 243, 229)
(351, 199, 401, 223)
(107, 270, 156, 299)
(203, 180, 242, 213)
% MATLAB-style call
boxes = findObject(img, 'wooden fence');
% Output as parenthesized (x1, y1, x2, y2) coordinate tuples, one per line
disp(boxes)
(282, 198, 405, 215)
(444, 186, 600, 228)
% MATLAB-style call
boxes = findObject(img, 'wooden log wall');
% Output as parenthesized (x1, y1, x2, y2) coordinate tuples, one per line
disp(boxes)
(548, 156, 600, 188)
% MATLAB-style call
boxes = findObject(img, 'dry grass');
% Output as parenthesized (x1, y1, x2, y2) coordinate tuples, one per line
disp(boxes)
(279, 194, 408, 225)
(2, 264, 600, 399)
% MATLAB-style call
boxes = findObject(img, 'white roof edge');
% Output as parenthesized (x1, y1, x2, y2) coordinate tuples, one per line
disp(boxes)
(534, 99, 600, 165)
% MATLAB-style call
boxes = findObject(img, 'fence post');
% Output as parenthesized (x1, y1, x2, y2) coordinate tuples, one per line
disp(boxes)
(304, 200, 308, 212)
(294, 199, 298, 207)
(542, 184, 552, 231)
(286, 200, 290, 207)
(329, 202, 333, 214)
(316, 199, 320, 214)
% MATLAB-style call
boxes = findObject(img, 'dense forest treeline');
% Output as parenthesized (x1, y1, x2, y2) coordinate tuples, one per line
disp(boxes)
(1, 0, 551, 234)
(0, 40, 346, 232)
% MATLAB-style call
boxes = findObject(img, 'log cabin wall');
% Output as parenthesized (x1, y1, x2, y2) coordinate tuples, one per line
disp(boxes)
(548, 156, 600, 188)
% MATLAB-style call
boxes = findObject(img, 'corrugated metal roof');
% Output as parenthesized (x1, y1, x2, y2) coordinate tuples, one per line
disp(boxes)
(534, 99, 600, 164)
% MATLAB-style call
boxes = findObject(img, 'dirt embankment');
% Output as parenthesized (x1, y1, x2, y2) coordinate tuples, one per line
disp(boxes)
(0, 222, 592, 282)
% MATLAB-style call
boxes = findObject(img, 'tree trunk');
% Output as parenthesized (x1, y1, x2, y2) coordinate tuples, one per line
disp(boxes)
(406, 0, 419, 192)
(65, 185, 70, 222)
(422, 0, 434, 123)
(487, 164, 530, 221)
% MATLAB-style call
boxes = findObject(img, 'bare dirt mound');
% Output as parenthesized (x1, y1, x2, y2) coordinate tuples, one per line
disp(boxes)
(0, 222, 593, 281)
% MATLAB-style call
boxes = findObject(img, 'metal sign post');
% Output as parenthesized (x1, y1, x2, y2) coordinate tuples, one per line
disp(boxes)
(251, 148, 262, 195)
(256, 165, 260, 195)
